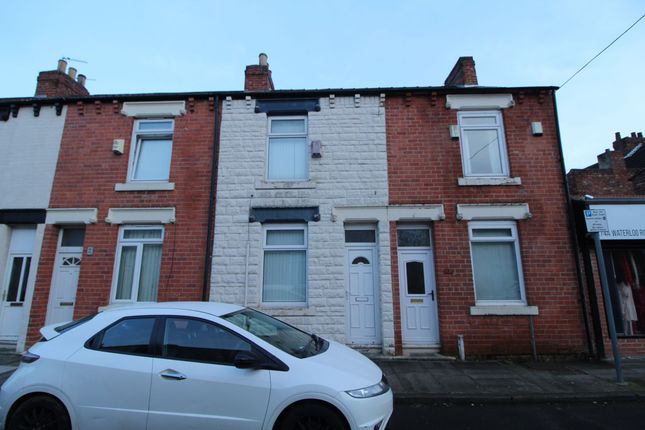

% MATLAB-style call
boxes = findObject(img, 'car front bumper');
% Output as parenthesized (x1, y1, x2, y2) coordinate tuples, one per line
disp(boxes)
(339, 388, 393, 430)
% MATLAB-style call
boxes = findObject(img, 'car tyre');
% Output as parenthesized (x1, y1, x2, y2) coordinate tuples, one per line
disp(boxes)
(7, 395, 70, 430)
(277, 403, 347, 430)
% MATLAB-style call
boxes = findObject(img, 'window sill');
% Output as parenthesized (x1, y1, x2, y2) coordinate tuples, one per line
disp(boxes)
(115, 182, 175, 192)
(255, 180, 316, 190)
(458, 177, 522, 186)
(470, 305, 539, 316)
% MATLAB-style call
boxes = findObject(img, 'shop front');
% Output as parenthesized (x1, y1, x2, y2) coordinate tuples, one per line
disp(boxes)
(579, 200, 645, 357)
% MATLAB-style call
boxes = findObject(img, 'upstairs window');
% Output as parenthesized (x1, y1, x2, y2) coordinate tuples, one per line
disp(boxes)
(267, 117, 308, 181)
(130, 119, 174, 181)
(458, 111, 509, 177)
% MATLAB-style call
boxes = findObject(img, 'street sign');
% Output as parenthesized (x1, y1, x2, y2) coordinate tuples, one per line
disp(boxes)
(584, 209, 609, 233)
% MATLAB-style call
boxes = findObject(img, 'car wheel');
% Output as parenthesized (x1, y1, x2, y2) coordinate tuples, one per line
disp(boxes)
(7, 395, 70, 430)
(278, 403, 347, 430)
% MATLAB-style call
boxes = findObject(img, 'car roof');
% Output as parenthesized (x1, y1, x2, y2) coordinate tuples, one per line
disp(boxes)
(100, 301, 244, 317)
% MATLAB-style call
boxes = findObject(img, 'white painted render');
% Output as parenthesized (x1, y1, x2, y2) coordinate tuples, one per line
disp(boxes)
(0, 106, 67, 210)
(0, 106, 67, 351)
(212, 96, 395, 353)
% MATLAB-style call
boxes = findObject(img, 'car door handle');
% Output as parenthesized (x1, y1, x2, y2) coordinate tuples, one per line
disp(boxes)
(160, 369, 187, 380)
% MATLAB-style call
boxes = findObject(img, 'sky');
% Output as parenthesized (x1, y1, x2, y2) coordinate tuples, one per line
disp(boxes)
(1, 0, 643, 171)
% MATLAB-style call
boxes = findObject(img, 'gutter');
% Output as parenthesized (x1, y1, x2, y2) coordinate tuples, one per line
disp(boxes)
(202, 96, 220, 301)
(0, 86, 559, 107)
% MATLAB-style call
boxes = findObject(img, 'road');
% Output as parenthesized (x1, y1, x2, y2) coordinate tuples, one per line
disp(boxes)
(3, 369, 644, 430)
(389, 399, 645, 430)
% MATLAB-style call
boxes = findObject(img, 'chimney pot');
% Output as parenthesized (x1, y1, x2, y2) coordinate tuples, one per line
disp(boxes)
(631, 132, 637, 139)
(615, 132, 622, 141)
(244, 53, 274, 92)
(68, 67, 77, 80)
(77, 74, 87, 87)
(638, 132, 643, 139)
(57, 59, 68, 73)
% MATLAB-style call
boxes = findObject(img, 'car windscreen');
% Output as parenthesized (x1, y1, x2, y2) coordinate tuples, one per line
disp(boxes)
(222, 308, 327, 358)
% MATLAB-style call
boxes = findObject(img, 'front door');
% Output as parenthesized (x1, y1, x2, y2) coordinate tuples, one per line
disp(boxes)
(346, 247, 380, 345)
(46, 228, 85, 324)
(0, 227, 36, 344)
(398, 249, 439, 345)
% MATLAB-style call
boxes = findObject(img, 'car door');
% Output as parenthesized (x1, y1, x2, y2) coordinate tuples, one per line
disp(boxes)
(62, 316, 156, 430)
(147, 316, 272, 430)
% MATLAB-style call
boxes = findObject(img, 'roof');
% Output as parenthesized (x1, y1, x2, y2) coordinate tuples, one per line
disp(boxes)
(0, 85, 558, 107)
(101, 301, 244, 317)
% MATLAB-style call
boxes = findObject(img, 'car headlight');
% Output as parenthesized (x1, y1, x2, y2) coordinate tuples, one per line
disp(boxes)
(345, 376, 390, 398)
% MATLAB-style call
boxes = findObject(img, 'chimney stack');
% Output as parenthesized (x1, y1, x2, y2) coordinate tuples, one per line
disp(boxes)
(35, 60, 90, 97)
(244, 53, 275, 92)
(444, 56, 478, 87)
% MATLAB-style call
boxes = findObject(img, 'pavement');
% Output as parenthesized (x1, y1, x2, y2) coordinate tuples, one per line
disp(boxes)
(2, 347, 645, 403)
(372, 356, 645, 403)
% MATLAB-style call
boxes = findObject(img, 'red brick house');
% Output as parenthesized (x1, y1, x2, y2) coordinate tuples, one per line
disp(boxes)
(24, 90, 220, 344)
(568, 132, 645, 357)
(385, 58, 587, 357)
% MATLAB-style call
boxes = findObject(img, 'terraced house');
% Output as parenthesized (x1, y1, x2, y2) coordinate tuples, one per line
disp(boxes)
(1, 55, 590, 358)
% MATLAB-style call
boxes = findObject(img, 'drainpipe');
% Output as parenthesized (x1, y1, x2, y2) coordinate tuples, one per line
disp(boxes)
(202, 96, 221, 301)
(552, 90, 595, 357)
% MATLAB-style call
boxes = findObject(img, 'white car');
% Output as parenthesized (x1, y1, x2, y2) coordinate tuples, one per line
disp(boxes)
(0, 302, 392, 430)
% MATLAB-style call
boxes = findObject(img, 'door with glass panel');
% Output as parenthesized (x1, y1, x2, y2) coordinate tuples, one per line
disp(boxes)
(0, 227, 36, 343)
(397, 226, 439, 345)
(346, 248, 380, 344)
(47, 228, 85, 324)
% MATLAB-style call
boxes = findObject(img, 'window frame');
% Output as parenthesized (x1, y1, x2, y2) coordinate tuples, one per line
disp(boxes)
(396, 224, 432, 249)
(266, 116, 309, 182)
(261, 223, 308, 306)
(127, 119, 174, 182)
(468, 221, 526, 305)
(3, 254, 32, 304)
(458, 110, 509, 178)
(110, 225, 164, 303)
(86, 315, 159, 357)
(159, 315, 256, 366)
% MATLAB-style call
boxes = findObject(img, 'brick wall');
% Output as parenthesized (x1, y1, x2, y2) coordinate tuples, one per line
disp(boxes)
(386, 90, 588, 357)
(27, 99, 216, 344)
(35, 70, 89, 97)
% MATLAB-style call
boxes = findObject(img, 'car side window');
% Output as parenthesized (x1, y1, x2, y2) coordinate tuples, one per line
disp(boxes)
(96, 317, 156, 355)
(162, 317, 252, 365)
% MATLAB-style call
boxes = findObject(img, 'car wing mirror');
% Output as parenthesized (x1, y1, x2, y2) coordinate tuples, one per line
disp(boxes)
(234, 351, 260, 369)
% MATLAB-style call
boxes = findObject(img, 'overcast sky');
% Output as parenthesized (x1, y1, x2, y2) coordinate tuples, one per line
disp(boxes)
(1, 0, 643, 170)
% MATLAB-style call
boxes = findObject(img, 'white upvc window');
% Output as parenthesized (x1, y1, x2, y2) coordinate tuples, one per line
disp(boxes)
(267, 117, 308, 181)
(129, 119, 174, 182)
(468, 221, 526, 305)
(262, 224, 307, 305)
(112, 226, 164, 302)
(458, 110, 509, 177)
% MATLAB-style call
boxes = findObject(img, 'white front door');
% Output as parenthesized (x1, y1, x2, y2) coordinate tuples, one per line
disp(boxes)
(46, 227, 85, 325)
(0, 227, 36, 344)
(346, 247, 380, 345)
(398, 249, 439, 345)
(48, 252, 82, 324)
